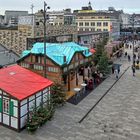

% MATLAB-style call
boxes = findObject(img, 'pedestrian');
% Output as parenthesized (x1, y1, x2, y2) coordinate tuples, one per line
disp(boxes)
(124, 52, 127, 57)
(114, 69, 119, 79)
(132, 65, 136, 76)
(133, 53, 136, 61)
(128, 55, 131, 62)
(117, 65, 120, 74)
(112, 65, 115, 74)
(136, 59, 139, 65)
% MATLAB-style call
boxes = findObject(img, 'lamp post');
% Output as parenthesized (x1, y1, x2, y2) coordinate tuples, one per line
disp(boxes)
(41, 1, 50, 78)
(131, 13, 135, 65)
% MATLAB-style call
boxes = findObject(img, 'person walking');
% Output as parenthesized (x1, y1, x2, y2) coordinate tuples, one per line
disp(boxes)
(132, 65, 136, 76)
(128, 55, 131, 62)
(112, 65, 115, 74)
(114, 69, 119, 79)
(117, 65, 120, 74)
(124, 51, 127, 58)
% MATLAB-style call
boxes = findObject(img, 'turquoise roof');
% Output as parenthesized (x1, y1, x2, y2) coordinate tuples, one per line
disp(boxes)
(21, 42, 92, 66)
(22, 50, 30, 57)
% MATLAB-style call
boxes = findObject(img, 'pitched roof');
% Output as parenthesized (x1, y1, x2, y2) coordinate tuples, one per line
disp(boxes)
(0, 65, 53, 100)
(21, 42, 92, 66)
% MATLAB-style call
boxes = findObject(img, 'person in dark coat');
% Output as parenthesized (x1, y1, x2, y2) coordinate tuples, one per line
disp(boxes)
(132, 65, 136, 76)
(112, 65, 115, 74)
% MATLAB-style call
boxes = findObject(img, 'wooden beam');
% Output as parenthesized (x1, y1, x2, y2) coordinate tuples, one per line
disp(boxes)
(68, 72, 70, 91)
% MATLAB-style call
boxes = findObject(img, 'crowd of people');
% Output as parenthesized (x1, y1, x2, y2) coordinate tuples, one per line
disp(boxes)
(124, 40, 140, 76)
(79, 65, 103, 91)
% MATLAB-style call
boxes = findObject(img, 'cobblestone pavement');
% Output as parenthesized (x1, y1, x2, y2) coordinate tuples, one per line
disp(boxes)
(1, 47, 140, 140)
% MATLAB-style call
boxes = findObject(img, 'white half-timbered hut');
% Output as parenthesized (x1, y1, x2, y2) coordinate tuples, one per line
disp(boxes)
(0, 65, 53, 131)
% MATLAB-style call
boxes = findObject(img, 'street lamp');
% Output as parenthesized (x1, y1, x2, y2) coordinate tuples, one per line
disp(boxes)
(40, 1, 50, 78)
(130, 13, 135, 65)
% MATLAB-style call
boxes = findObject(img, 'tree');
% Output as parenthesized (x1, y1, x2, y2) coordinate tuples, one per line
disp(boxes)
(51, 82, 66, 107)
(94, 44, 104, 65)
(97, 52, 110, 75)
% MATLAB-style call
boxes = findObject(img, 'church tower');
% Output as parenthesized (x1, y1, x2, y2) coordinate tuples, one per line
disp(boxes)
(88, 1, 92, 10)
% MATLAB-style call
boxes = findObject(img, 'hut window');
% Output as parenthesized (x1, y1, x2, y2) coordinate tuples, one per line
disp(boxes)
(34, 64, 43, 70)
(21, 63, 29, 68)
(48, 67, 59, 73)
(75, 54, 79, 61)
(63, 67, 67, 72)
(3, 98, 9, 114)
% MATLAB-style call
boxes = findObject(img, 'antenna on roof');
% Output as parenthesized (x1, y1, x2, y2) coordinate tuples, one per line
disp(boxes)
(31, 4, 34, 25)
(31, 4, 34, 14)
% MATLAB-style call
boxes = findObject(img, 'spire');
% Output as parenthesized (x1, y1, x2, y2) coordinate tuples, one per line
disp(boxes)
(88, 1, 91, 7)
(88, 1, 92, 10)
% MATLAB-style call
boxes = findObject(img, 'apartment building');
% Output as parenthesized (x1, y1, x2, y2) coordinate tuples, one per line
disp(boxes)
(4, 10, 28, 26)
(75, 10, 121, 40)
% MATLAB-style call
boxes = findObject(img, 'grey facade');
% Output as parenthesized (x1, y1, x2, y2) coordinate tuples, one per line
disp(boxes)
(4, 10, 28, 25)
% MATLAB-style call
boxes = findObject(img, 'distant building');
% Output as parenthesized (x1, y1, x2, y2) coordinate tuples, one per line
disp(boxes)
(121, 13, 131, 28)
(0, 15, 4, 25)
(0, 12, 77, 55)
(4, 10, 28, 25)
(74, 3, 122, 41)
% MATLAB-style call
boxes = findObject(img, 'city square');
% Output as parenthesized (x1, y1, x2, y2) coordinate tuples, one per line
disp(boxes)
(0, 0, 140, 140)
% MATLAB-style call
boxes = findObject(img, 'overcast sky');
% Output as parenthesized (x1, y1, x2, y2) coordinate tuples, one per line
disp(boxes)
(0, 0, 140, 15)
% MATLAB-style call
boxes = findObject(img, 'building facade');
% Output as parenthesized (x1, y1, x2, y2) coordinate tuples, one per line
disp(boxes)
(75, 10, 121, 41)
(17, 42, 93, 92)
(0, 13, 77, 55)
(4, 10, 28, 25)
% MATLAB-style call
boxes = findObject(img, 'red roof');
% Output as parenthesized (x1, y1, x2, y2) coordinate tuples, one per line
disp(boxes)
(0, 65, 53, 100)
(90, 48, 96, 54)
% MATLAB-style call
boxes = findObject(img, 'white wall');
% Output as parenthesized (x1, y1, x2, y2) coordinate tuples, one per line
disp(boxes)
(3, 114, 9, 125)
(20, 87, 50, 129)
(11, 117, 18, 129)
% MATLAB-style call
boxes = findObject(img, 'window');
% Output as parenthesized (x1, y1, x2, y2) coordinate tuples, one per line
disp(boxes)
(3, 98, 9, 114)
(91, 28, 95, 31)
(91, 22, 95, 26)
(75, 54, 79, 61)
(103, 22, 108, 26)
(98, 16, 102, 19)
(85, 28, 89, 31)
(34, 64, 43, 70)
(48, 67, 59, 72)
(63, 67, 67, 72)
(97, 29, 101, 31)
(97, 22, 101, 26)
(21, 63, 29, 68)
(79, 28, 83, 31)
(85, 22, 89, 26)
(35, 56, 41, 63)
(103, 29, 108, 31)
(79, 22, 83, 26)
